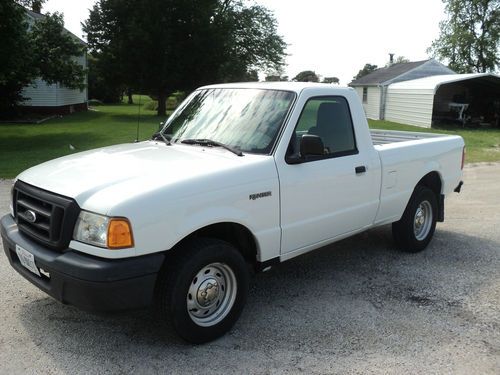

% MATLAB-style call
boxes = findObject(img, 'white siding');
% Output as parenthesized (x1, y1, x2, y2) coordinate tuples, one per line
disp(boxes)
(21, 53, 87, 107)
(385, 88, 434, 128)
(21, 79, 58, 106)
(54, 85, 87, 106)
(56, 54, 87, 106)
(354, 86, 380, 120)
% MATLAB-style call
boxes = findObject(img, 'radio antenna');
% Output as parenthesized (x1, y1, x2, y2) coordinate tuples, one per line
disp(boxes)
(135, 91, 142, 143)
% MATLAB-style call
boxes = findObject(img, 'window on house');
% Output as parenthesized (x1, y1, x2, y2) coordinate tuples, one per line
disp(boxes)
(362, 87, 368, 103)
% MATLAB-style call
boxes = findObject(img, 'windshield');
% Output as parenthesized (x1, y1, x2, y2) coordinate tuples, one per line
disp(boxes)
(162, 88, 295, 154)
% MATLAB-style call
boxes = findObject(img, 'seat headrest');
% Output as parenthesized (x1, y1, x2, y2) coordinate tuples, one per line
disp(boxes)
(317, 102, 338, 129)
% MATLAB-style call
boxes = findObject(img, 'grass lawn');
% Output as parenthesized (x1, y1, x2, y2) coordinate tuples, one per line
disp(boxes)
(1, 98, 499, 178)
(0, 96, 165, 178)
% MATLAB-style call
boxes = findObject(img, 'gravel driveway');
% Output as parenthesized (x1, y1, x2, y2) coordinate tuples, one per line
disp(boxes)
(0, 164, 499, 374)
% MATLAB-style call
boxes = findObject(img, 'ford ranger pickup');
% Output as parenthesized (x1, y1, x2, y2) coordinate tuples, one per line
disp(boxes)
(1, 82, 465, 343)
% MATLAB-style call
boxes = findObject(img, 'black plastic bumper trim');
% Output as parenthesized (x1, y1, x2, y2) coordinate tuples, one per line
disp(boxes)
(1, 214, 165, 311)
(255, 257, 280, 273)
(437, 194, 445, 222)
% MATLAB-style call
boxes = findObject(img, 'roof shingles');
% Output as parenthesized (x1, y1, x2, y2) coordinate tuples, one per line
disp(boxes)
(350, 60, 428, 86)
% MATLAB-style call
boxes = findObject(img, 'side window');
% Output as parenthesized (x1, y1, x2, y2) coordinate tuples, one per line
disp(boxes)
(288, 96, 357, 160)
(362, 87, 368, 103)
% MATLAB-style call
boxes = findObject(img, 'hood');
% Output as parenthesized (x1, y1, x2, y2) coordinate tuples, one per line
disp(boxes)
(17, 141, 267, 212)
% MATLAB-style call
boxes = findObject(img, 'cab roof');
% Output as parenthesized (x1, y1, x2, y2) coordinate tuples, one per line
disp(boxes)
(199, 81, 354, 94)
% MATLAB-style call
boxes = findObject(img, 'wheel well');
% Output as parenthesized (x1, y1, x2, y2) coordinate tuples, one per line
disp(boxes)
(417, 171, 444, 221)
(177, 222, 258, 266)
(417, 171, 442, 197)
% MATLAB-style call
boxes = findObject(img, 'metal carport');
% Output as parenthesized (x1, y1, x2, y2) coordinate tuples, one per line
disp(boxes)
(384, 73, 500, 128)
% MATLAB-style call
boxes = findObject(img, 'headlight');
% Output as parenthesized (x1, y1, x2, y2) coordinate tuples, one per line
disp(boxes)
(73, 211, 109, 247)
(73, 211, 134, 249)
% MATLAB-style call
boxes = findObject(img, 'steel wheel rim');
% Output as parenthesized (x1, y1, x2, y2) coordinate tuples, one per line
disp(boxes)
(186, 262, 237, 327)
(414, 200, 433, 241)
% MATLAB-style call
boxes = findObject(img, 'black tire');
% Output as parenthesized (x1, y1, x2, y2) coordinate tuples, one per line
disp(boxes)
(392, 185, 438, 253)
(155, 237, 249, 344)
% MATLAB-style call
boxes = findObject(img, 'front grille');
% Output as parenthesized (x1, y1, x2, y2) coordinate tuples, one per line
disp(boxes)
(13, 181, 80, 250)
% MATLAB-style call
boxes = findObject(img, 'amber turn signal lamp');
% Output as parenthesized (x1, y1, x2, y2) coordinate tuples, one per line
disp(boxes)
(107, 219, 134, 249)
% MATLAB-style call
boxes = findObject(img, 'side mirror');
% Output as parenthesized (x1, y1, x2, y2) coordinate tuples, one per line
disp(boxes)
(287, 135, 324, 164)
(158, 121, 165, 131)
(300, 134, 324, 157)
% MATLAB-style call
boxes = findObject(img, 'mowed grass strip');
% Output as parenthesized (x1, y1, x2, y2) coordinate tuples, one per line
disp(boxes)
(0, 97, 164, 178)
(1, 97, 499, 178)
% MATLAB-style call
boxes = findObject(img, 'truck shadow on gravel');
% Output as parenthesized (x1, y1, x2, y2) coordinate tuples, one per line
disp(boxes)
(17, 226, 498, 361)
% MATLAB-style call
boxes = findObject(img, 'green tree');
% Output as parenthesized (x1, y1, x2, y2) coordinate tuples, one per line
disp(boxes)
(85, 0, 224, 116)
(385, 55, 410, 67)
(83, 1, 127, 103)
(0, 2, 86, 114)
(87, 55, 124, 103)
(84, 0, 287, 116)
(31, 13, 86, 90)
(0, 1, 36, 114)
(292, 70, 319, 82)
(15, 0, 46, 12)
(240, 70, 259, 82)
(265, 75, 288, 81)
(395, 56, 410, 64)
(218, 3, 286, 82)
(353, 63, 378, 80)
(322, 77, 339, 84)
(428, 0, 500, 73)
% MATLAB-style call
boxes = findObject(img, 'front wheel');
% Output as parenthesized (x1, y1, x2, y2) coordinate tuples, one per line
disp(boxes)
(155, 238, 249, 343)
(392, 185, 438, 253)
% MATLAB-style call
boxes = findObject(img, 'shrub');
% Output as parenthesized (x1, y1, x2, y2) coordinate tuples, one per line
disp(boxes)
(142, 100, 158, 111)
(143, 92, 184, 111)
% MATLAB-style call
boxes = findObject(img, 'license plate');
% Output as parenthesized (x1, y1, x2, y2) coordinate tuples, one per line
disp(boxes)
(16, 245, 41, 277)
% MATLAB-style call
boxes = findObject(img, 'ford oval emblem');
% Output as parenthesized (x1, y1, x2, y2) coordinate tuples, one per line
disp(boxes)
(25, 210, 37, 223)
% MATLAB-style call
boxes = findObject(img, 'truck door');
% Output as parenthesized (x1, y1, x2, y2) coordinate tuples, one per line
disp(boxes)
(275, 95, 380, 256)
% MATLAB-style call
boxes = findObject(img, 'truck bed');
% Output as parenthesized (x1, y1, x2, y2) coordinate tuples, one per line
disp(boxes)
(369, 127, 463, 226)
(370, 129, 446, 146)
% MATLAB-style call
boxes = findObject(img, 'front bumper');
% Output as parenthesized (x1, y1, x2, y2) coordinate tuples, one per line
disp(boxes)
(1, 214, 165, 312)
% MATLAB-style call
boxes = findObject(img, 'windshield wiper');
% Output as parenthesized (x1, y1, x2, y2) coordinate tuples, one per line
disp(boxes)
(180, 138, 243, 156)
(151, 132, 171, 145)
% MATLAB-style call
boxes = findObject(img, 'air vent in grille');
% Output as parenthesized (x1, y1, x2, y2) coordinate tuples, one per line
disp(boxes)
(13, 181, 80, 250)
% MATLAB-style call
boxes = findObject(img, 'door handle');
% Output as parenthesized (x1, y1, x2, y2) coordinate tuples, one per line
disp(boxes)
(355, 166, 366, 174)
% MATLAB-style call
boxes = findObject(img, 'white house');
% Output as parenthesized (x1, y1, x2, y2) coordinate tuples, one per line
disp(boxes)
(349, 59, 454, 120)
(21, 8, 88, 114)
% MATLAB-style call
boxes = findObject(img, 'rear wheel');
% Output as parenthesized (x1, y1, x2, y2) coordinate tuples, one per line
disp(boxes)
(155, 238, 249, 343)
(392, 185, 438, 253)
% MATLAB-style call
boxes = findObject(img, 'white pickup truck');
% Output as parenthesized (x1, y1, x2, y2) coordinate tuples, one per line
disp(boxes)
(1, 82, 464, 343)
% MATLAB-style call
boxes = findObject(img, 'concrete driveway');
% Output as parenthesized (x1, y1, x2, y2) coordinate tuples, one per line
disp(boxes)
(0, 164, 498, 374)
